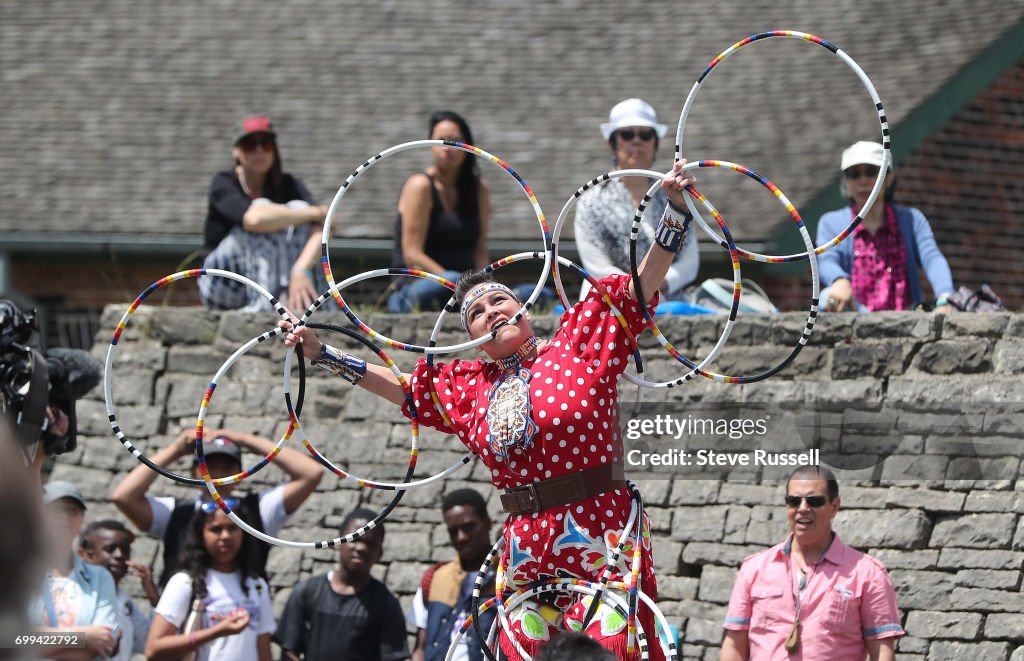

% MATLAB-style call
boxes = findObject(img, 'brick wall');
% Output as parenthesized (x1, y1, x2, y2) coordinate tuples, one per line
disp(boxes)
(54, 307, 1024, 660)
(12, 258, 202, 310)
(892, 59, 1024, 311)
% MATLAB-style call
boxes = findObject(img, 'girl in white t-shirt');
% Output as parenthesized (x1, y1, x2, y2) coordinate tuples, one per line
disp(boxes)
(145, 502, 274, 661)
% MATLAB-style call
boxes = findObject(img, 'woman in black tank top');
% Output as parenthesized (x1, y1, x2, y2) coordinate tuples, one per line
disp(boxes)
(388, 111, 490, 312)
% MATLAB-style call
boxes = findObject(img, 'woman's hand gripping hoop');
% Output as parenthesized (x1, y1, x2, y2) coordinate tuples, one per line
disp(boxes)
(629, 161, 821, 385)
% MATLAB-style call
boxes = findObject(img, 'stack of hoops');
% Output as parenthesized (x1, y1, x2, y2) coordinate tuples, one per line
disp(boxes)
(104, 31, 891, 660)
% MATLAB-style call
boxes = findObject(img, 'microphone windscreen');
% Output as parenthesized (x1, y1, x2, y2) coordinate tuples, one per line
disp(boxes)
(45, 348, 102, 400)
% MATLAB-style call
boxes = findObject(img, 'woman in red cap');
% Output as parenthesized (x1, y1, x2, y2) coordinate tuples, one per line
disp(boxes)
(200, 115, 329, 312)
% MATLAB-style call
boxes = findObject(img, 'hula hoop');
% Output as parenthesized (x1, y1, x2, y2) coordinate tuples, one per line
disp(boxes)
(461, 579, 673, 661)
(319, 140, 553, 354)
(284, 282, 478, 490)
(285, 320, 474, 490)
(104, 269, 296, 486)
(675, 30, 891, 261)
(192, 310, 417, 549)
(471, 538, 505, 661)
(630, 161, 821, 385)
(579, 482, 644, 635)
(549, 167, 741, 388)
(309, 267, 458, 353)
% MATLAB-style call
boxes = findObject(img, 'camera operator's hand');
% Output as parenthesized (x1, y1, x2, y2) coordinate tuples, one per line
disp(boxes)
(24, 405, 74, 490)
(45, 404, 70, 438)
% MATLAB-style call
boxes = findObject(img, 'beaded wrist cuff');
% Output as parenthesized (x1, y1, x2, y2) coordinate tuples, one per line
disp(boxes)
(311, 344, 367, 385)
(654, 201, 692, 253)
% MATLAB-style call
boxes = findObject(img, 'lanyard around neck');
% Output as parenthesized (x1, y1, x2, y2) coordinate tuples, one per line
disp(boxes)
(787, 534, 834, 619)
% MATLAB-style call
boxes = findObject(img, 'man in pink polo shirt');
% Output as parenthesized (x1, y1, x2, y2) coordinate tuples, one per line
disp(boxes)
(720, 466, 904, 661)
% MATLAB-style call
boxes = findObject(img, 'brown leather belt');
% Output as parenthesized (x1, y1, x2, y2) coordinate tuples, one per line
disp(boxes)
(500, 461, 625, 514)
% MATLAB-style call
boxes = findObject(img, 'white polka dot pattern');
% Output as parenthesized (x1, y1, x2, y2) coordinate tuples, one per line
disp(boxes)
(399, 275, 659, 619)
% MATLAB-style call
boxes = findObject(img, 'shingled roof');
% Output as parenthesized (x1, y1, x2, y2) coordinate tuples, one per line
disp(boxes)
(2, 1, 1021, 252)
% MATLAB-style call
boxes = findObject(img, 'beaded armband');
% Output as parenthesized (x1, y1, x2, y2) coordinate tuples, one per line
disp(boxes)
(654, 201, 692, 253)
(311, 344, 367, 385)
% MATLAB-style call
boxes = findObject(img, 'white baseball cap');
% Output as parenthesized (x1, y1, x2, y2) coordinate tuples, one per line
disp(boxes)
(841, 141, 886, 171)
(600, 98, 668, 141)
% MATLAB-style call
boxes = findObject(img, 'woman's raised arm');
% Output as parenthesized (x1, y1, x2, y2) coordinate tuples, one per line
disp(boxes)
(630, 160, 697, 305)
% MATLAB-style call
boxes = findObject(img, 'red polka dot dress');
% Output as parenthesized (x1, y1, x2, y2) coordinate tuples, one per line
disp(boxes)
(403, 275, 664, 660)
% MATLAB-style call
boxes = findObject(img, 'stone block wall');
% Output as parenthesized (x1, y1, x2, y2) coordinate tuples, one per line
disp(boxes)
(52, 306, 1024, 660)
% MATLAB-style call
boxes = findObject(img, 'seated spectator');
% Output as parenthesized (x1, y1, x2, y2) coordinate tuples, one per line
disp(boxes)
(146, 504, 274, 661)
(575, 98, 699, 301)
(817, 140, 954, 312)
(199, 115, 330, 312)
(388, 111, 490, 312)
(275, 508, 409, 661)
(111, 427, 322, 587)
(36, 481, 121, 660)
(78, 519, 158, 661)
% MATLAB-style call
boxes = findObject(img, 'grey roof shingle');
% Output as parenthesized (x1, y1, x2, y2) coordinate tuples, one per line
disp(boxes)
(2, 1, 1022, 246)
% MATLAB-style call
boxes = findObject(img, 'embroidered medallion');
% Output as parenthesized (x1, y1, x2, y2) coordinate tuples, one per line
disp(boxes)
(486, 337, 540, 459)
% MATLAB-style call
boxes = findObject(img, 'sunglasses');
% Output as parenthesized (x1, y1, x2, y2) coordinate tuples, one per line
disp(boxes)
(785, 495, 829, 508)
(617, 128, 657, 142)
(843, 165, 879, 180)
(200, 498, 239, 514)
(238, 134, 275, 152)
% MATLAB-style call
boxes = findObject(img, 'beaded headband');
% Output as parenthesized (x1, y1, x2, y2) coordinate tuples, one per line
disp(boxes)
(460, 282, 517, 331)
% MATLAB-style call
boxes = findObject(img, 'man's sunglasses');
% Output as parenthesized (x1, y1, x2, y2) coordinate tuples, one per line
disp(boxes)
(200, 498, 239, 514)
(617, 128, 657, 142)
(843, 165, 879, 180)
(238, 134, 275, 152)
(785, 495, 829, 508)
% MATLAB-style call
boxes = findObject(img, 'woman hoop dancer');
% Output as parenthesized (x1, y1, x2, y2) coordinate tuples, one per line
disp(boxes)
(283, 160, 697, 660)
